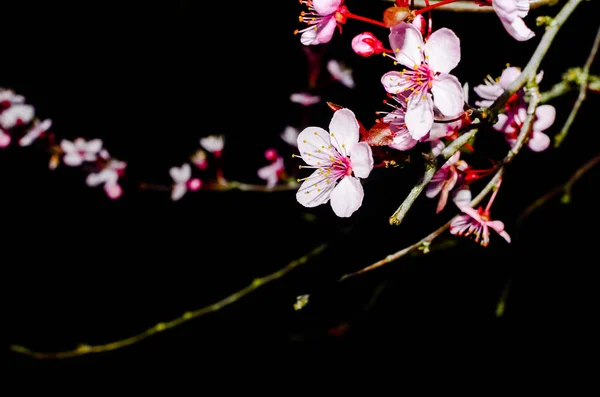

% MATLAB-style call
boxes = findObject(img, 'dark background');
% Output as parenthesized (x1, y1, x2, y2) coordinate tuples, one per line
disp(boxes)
(3, 0, 599, 368)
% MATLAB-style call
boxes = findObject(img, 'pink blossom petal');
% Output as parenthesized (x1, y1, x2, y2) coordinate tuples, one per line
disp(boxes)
(349, 142, 373, 178)
(381, 71, 410, 95)
(105, 182, 123, 199)
(85, 139, 103, 153)
(425, 168, 448, 198)
(0, 104, 35, 129)
(473, 84, 504, 102)
(0, 130, 11, 148)
(170, 163, 191, 183)
(297, 126, 333, 166)
(533, 105, 556, 132)
(312, 0, 342, 15)
(423, 28, 461, 74)
(493, 114, 512, 133)
(328, 108, 360, 156)
(405, 93, 434, 140)
(171, 184, 187, 201)
(492, 0, 535, 41)
(19, 118, 52, 147)
(499, 66, 522, 89)
(515, 0, 530, 18)
(60, 139, 75, 153)
(390, 132, 418, 151)
(389, 22, 424, 69)
(290, 92, 322, 106)
(296, 169, 335, 208)
(487, 220, 511, 243)
(527, 131, 550, 152)
(460, 205, 483, 222)
(429, 139, 445, 157)
(330, 176, 364, 218)
(302, 16, 337, 45)
(431, 73, 465, 117)
(63, 153, 83, 167)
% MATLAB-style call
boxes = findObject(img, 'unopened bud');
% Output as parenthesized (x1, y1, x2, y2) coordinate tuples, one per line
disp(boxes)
(351, 32, 385, 57)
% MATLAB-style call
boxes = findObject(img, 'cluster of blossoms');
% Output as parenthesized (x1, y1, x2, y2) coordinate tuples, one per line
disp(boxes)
(292, 0, 556, 247)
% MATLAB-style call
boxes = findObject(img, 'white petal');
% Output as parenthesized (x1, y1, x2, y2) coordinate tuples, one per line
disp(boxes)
(85, 139, 103, 153)
(431, 73, 465, 117)
(405, 93, 434, 140)
(527, 131, 550, 152)
(63, 153, 83, 167)
(423, 28, 461, 74)
(388, 22, 424, 69)
(330, 176, 364, 218)
(296, 169, 336, 208)
(171, 184, 187, 201)
(328, 108, 360, 156)
(349, 142, 373, 179)
(297, 126, 336, 166)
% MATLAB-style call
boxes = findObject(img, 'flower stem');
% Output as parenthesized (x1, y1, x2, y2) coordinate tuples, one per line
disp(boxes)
(413, 0, 459, 16)
(346, 12, 388, 28)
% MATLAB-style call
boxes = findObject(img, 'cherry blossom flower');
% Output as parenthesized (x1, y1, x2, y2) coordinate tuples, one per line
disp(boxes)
(295, 108, 373, 217)
(257, 149, 286, 189)
(426, 151, 468, 213)
(450, 183, 511, 247)
(377, 92, 418, 151)
(280, 126, 299, 147)
(199, 135, 224, 157)
(290, 92, 322, 106)
(296, 0, 348, 46)
(0, 103, 35, 129)
(60, 138, 103, 167)
(351, 32, 385, 57)
(170, 163, 201, 201)
(473, 66, 543, 108)
(486, 0, 535, 42)
(0, 88, 25, 105)
(19, 119, 52, 147)
(86, 158, 127, 199)
(327, 59, 355, 89)
(494, 104, 556, 152)
(381, 22, 464, 140)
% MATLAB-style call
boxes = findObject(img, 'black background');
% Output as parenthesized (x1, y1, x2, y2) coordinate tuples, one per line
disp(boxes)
(3, 0, 599, 368)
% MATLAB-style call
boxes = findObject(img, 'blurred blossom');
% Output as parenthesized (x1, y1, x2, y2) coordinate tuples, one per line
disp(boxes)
(19, 119, 52, 147)
(290, 92, 321, 106)
(280, 126, 299, 147)
(170, 163, 201, 201)
(327, 59, 355, 89)
(60, 138, 103, 167)
(199, 135, 224, 155)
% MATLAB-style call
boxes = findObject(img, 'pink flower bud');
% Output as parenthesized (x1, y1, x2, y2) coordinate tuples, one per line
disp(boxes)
(265, 148, 278, 161)
(411, 14, 426, 36)
(351, 32, 385, 57)
(187, 178, 202, 191)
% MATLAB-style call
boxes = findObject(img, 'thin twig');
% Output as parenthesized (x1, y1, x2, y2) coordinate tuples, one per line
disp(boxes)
(553, 24, 600, 147)
(389, 128, 478, 225)
(517, 152, 600, 225)
(386, 0, 559, 12)
(10, 243, 328, 359)
(487, 0, 584, 119)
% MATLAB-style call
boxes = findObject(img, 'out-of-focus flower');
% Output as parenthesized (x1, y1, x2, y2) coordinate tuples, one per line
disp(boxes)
(290, 92, 322, 106)
(86, 157, 127, 200)
(351, 32, 385, 57)
(169, 163, 201, 201)
(450, 205, 511, 247)
(19, 119, 52, 147)
(0, 129, 10, 148)
(257, 148, 286, 188)
(327, 59, 355, 89)
(280, 126, 299, 147)
(295, 108, 373, 217)
(0, 103, 34, 129)
(494, 104, 556, 152)
(381, 22, 464, 140)
(60, 138, 103, 167)
(487, 0, 535, 42)
(199, 135, 224, 157)
(296, 0, 348, 45)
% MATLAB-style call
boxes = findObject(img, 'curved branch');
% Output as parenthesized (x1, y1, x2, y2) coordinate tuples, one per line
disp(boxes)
(487, 0, 584, 119)
(387, 0, 559, 12)
(553, 24, 600, 147)
(10, 243, 328, 359)
(342, 86, 541, 280)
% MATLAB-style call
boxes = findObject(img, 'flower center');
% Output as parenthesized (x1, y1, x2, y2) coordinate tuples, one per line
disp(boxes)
(399, 63, 434, 100)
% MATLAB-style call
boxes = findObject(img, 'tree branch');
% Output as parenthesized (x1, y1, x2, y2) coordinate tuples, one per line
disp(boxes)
(341, 85, 541, 281)
(517, 152, 600, 225)
(10, 243, 328, 359)
(487, 0, 584, 119)
(386, 0, 559, 12)
(553, 23, 600, 147)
